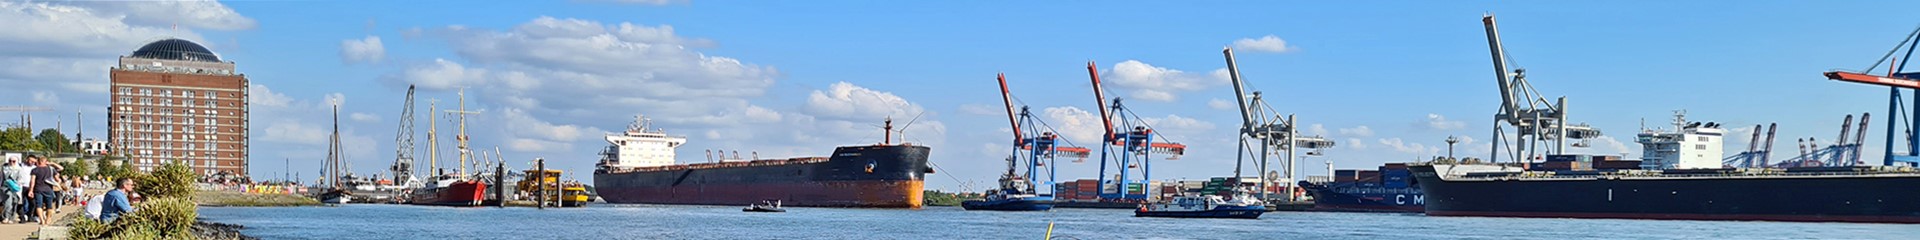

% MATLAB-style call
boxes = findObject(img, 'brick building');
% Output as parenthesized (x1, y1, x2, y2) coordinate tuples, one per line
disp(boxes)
(107, 39, 249, 176)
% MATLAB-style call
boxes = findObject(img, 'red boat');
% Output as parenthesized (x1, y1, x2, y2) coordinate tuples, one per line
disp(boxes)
(409, 177, 487, 206)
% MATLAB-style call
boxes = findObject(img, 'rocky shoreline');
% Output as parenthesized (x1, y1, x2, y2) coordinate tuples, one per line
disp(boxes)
(191, 220, 258, 240)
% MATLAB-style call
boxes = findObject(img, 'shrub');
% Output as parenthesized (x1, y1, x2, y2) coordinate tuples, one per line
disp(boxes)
(136, 162, 198, 199)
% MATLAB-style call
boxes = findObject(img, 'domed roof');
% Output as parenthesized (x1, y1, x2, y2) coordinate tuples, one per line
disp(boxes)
(130, 39, 221, 62)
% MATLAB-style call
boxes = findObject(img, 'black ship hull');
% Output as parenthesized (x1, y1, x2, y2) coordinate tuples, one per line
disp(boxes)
(593, 145, 932, 208)
(1413, 165, 1920, 223)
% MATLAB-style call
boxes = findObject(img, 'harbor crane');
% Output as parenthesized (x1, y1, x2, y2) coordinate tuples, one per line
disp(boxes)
(1087, 61, 1187, 202)
(1222, 47, 1334, 202)
(391, 85, 422, 188)
(1481, 15, 1603, 163)
(0, 106, 52, 129)
(1822, 26, 1920, 167)
(1721, 123, 1778, 168)
(994, 73, 1090, 198)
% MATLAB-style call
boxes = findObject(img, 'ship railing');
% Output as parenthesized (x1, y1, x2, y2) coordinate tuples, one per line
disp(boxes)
(1446, 168, 1920, 181)
(601, 157, 833, 174)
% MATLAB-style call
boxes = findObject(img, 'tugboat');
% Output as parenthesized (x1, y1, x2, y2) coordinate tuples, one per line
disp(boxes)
(1134, 187, 1267, 219)
(743, 200, 786, 212)
(959, 168, 1053, 211)
(962, 74, 1088, 211)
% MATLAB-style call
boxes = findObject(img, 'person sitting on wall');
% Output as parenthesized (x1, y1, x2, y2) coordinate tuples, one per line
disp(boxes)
(98, 178, 135, 223)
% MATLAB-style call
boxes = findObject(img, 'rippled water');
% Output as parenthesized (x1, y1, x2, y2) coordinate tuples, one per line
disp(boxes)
(199, 204, 1911, 239)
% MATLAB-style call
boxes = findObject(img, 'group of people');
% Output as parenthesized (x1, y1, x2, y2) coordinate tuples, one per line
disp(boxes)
(0, 154, 137, 225)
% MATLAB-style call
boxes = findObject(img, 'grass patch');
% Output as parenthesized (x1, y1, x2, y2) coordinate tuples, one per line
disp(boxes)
(194, 191, 321, 207)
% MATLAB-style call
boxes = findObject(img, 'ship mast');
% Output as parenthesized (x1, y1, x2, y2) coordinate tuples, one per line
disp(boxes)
(428, 99, 439, 177)
(447, 90, 482, 177)
(327, 103, 342, 189)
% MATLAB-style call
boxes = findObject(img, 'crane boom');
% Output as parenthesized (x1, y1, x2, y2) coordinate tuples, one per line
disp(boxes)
(1088, 61, 1115, 142)
(1223, 48, 1257, 135)
(998, 73, 1023, 145)
(1484, 15, 1521, 119)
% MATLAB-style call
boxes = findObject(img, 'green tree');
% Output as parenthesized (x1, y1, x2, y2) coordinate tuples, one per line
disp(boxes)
(96, 156, 128, 179)
(0, 127, 43, 151)
(34, 128, 69, 153)
(62, 157, 91, 178)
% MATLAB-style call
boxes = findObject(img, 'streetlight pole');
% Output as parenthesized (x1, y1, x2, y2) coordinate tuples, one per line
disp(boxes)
(1445, 136, 1460, 162)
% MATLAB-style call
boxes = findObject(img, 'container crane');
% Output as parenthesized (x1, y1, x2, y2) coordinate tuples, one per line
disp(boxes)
(1774, 113, 1872, 167)
(0, 106, 51, 129)
(1722, 123, 1777, 168)
(1822, 26, 1920, 167)
(994, 73, 1090, 198)
(1087, 61, 1186, 202)
(1222, 47, 1334, 202)
(1481, 15, 1603, 164)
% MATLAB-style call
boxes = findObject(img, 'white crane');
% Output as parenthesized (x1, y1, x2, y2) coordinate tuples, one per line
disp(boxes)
(1482, 15, 1602, 163)
(1223, 47, 1334, 202)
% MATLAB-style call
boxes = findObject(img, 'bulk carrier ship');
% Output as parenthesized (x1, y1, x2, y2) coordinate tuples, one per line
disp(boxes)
(1417, 112, 1920, 223)
(591, 116, 934, 208)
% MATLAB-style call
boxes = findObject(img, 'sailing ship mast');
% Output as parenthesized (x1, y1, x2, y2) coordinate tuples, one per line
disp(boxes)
(447, 90, 481, 177)
(327, 104, 343, 189)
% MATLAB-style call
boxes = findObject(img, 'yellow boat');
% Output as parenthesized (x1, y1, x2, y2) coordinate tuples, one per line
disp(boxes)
(517, 169, 592, 207)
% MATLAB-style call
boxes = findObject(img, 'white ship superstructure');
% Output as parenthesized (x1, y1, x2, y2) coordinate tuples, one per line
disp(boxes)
(1635, 110, 1724, 170)
(599, 115, 687, 169)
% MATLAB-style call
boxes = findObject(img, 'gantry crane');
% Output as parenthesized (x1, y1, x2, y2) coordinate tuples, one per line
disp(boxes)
(1087, 61, 1186, 202)
(1721, 123, 1778, 168)
(1222, 48, 1334, 202)
(1481, 15, 1603, 163)
(994, 73, 1091, 198)
(1822, 26, 1920, 167)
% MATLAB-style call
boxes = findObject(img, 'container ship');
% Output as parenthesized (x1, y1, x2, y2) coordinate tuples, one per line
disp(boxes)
(1300, 163, 1423, 213)
(591, 116, 934, 208)
(1416, 113, 1920, 223)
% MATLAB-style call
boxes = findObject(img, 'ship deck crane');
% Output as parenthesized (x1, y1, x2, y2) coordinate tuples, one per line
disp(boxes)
(1822, 25, 1920, 167)
(995, 73, 1090, 197)
(1088, 61, 1186, 202)
(1482, 15, 1603, 164)
(1222, 48, 1335, 202)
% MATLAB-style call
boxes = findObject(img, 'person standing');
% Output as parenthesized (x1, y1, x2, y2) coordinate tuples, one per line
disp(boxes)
(0, 158, 17, 224)
(28, 156, 56, 226)
(98, 178, 134, 223)
(12, 157, 34, 224)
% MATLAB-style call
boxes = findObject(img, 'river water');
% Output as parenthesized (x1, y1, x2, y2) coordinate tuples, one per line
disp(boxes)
(200, 204, 1910, 239)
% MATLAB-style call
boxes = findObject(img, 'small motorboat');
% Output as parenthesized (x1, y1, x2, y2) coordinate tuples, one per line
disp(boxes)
(1135, 190, 1266, 219)
(743, 200, 786, 212)
(961, 189, 1053, 211)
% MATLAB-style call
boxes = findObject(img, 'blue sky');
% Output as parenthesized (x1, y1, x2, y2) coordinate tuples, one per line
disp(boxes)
(5, 0, 1920, 191)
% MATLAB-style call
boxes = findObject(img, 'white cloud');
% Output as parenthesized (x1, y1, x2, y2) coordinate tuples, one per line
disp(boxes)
(248, 84, 293, 108)
(1338, 126, 1374, 137)
(804, 81, 924, 121)
(30, 91, 57, 104)
(1378, 138, 1440, 156)
(259, 121, 329, 145)
(1232, 35, 1297, 53)
(1307, 124, 1329, 136)
(1346, 138, 1367, 150)
(1041, 106, 1105, 144)
(63, 0, 257, 30)
(1420, 113, 1467, 130)
(349, 113, 380, 123)
(392, 16, 778, 126)
(1100, 60, 1228, 102)
(1208, 98, 1237, 110)
(0, 1, 233, 95)
(341, 36, 385, 63)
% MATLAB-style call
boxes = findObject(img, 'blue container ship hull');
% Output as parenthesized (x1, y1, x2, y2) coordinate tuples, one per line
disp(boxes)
(1301, 182, 1423, 213)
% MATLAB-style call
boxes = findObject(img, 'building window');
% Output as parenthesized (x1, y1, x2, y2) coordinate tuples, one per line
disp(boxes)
(1695, 144, 1706, 150)
(1697, 136, 1708, 141)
